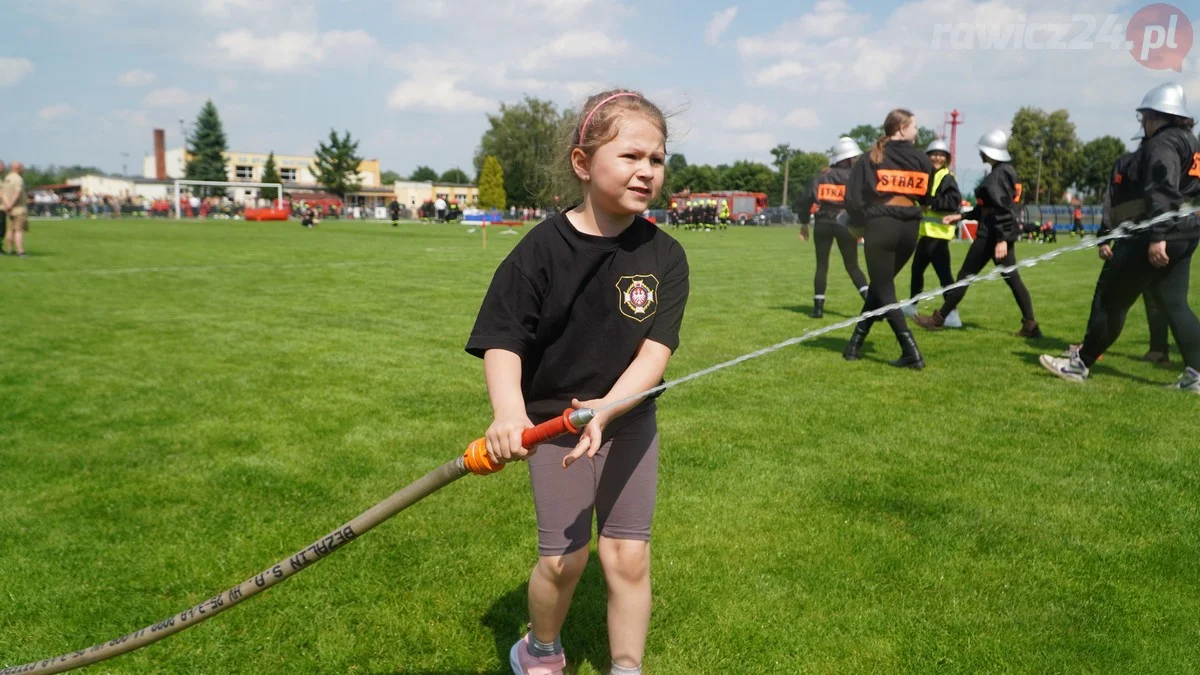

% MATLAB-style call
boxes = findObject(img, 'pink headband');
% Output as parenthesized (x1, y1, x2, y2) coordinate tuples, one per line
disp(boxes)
(579, 92, 641, 144)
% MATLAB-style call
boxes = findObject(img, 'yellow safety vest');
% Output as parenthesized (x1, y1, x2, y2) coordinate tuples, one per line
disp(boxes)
(920, 168, 956, 240)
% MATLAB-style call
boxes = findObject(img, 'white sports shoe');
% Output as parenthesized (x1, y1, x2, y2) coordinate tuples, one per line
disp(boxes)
(943, 309, 962, 328)
(901, 303, 918, 318)
(1040, 354, 1089, 383)
(1166, 367, 1200, 394)
(1060, 344, 1081, 358)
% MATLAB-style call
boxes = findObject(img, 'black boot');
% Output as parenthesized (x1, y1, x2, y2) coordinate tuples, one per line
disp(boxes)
(890, 331, 926, 370)
(860, 287, 869, 300)
(843, 322, 870, 361)
(810, 298, 825, 319)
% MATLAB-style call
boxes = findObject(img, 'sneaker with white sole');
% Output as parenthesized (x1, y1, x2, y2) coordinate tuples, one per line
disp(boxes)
(943, 309, 962, 328)
(1166, 367, 1200, 393)
(1039, 354, 1089, 383)
(510, 634, 566, 675)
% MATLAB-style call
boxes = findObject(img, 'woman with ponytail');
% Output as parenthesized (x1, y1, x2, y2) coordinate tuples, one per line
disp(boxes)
(842, 109, 935, 369)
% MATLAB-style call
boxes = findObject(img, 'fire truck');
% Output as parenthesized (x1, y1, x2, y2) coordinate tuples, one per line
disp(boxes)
(669, 190, 768, 224)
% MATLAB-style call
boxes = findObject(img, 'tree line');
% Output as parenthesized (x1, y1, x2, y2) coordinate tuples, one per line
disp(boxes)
(470, 97, 1199, 209)
(380, 166, 471, 185)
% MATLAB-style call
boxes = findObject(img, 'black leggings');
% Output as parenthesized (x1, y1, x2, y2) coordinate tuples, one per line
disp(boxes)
(857, 215, 919, 337)
(910, 236, 954, 297)
(939, 233, 1036, 321)
(1080, 238, 1200, 369)
(1144, 292, 1171, 354)
(1085, 269, 1172, 354)
(813, 221, 868, 297)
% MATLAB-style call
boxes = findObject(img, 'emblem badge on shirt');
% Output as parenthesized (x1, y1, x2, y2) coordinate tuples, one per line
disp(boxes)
(616, 274, 659, 322)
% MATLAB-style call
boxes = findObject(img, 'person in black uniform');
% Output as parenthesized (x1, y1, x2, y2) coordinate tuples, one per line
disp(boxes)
(1061, 146, 1174, 365)
(1041, 82, 1200, 392)
(797, 137, 870, 318)
(913, 129, 1042, 338)
(904, 139, 963, 325)
(389, 198, 401, 226)
(1124, 129, 1175, 365)
(842, 108, 934, 369)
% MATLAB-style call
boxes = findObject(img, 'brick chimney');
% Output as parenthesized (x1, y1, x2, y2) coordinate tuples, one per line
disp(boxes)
(153, 128, 166, 180)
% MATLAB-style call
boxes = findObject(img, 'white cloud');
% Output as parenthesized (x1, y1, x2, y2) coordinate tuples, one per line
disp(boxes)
(219, 102, 257, 122)
(0, 58, 34, 87)
(105, 109, 151, 130)
(398, 0, 447, 17)
(724, 103, 775, 130)
(196, 0, 259, 14)
(563, 80, 609, 100)
(793, 0, 866, 39)
(752, 61, 809, 86)
(738, 0, 1139, 99)
(117, 69, 156, 86)
(706, 7, 739, 45)
(718, 131, 776, 153)
(211, 29, 378, 72)
(194, 0, 315, 30)
(395, 0, 629, 28)
(144, 87, 194, 108)
(713, 0, 1158, 173)
(735, 0, 869, 59)
(387, 75, 494, 112)
(519, 31, 629, 71)
(38, 104, 75, 122)
(218, 77, 238, 92)
(784, 107, 820, 129)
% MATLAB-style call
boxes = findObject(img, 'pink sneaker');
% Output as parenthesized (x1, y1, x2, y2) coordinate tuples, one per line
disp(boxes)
(509, 634, 567, 675)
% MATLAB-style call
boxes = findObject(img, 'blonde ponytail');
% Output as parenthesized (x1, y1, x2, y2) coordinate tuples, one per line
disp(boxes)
(871, 108, 914, 164)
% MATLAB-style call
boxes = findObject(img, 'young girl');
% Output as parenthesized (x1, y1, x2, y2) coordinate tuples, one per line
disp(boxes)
(913, 129, 1041, 338)
(465, 89, 690, 675)
(903, 139, 963, 326)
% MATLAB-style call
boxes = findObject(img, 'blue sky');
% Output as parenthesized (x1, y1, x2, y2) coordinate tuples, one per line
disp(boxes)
(2, 0, 1197, 188)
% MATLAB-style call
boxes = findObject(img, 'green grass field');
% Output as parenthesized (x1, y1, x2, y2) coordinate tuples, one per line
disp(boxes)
(2, 217, 1198, 673)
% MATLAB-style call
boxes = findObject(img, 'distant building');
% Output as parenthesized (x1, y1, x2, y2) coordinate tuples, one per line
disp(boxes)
(393, 180, 479, 210)
(67, 174, 174, 201)
(142, 146, 387, 204)
(130, 128, 477, 209)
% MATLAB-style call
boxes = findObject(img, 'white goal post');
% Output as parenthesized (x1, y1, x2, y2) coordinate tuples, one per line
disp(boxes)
(173, 179, 284, 219)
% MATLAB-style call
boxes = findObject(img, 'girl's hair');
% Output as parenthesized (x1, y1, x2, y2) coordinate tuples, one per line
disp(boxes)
(1144, 108, 1196, 132)
(870, 108, 914, 164)
(545, 88, 669, 205)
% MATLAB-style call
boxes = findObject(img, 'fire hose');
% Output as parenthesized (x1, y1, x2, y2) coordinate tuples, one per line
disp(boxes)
(0, 409, 594, 675)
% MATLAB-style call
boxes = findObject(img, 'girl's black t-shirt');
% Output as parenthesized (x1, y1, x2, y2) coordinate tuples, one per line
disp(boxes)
(466, 212, 689, 419)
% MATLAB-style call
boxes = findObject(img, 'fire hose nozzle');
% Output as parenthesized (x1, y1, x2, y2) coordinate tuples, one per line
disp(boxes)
(568, 407, 595, 429)
(462, 407, 592, 476)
